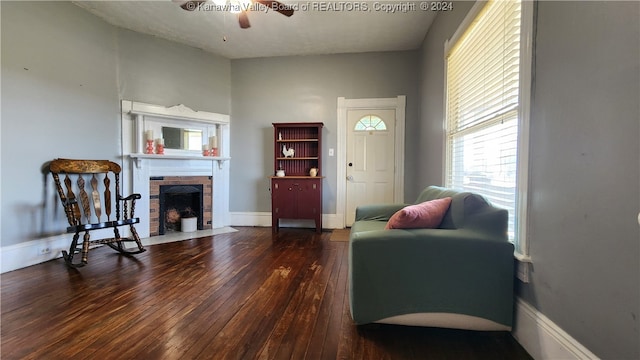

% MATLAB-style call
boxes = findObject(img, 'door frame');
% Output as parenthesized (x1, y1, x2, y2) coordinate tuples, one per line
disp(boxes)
(336, 96, 406, 228)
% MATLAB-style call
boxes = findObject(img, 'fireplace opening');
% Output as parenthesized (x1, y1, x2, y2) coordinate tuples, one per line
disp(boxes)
(159, 184, 203, 234)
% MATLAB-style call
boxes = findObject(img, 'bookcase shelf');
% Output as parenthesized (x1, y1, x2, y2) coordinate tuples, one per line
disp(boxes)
(271, 122, 324, 233)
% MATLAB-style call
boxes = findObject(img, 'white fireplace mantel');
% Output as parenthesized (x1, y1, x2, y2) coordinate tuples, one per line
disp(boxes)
(123, 100, 229, 123)
(120, 100, 231, 238)
(129, 153, 231, 170)
(122, 100, 230, 156)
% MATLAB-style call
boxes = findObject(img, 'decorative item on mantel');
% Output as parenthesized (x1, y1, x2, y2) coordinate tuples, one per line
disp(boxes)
(209, 136, 218, 156)
(155, 138, 165, 155)
(202, 144, 210, 156)
(145, 130, 155, 154)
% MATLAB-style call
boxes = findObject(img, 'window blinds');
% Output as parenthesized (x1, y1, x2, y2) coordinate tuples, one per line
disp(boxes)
(445, 0, 521, 240)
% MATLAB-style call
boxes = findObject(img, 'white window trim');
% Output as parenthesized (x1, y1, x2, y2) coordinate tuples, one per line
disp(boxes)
(515, 0, 534, 265)
(444, 0, 534, 281)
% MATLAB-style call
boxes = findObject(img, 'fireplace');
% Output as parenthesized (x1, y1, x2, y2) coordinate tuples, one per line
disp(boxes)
(149, 176, 213, 236)
(124, 100, 231, 238)
(159, 184, 203, 234)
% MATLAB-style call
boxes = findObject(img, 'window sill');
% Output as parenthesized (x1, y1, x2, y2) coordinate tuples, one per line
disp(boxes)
(514, 252, 532, 283)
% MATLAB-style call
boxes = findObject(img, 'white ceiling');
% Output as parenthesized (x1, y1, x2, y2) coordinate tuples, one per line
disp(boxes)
(72, 1, 437, 59)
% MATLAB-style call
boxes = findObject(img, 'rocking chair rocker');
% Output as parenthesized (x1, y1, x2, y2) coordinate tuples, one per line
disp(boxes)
(49, 159, 146, 268)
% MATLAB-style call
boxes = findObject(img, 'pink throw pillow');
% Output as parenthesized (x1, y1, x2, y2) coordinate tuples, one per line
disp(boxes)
(385, 197, 452, 230)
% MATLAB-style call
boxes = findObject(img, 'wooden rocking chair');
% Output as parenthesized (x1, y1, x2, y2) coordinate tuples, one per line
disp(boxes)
(49, 159, 146, 268)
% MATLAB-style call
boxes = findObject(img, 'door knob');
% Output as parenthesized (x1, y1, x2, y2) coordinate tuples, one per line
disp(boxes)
(346, 175, 354, 181)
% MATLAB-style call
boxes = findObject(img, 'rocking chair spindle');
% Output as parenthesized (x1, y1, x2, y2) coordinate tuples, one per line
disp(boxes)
(49, 158, 146, 268)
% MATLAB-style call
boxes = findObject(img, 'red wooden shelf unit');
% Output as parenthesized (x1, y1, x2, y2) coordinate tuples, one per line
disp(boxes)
(271, 122, 324, 233)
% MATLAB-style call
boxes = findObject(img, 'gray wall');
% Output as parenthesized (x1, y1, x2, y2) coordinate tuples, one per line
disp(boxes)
(419, 1, 639, 358)
(230, 52, 420, 214)
(520, 2, 639, 358)
(116, 28, 230, 114)
(0, 2, 231, 248)
(1, 2, 120, 246)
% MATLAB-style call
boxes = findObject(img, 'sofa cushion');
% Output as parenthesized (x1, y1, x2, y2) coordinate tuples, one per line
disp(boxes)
(351, 219, 388, 234)
(385, 197, 452, 230)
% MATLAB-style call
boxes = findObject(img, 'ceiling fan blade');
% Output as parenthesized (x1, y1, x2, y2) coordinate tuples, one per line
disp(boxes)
(255, 0, 294, 17)
(238, 11, 251, 29)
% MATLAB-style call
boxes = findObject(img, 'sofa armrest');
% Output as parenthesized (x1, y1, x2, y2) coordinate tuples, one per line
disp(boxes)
(349, 228, 515, 327)
(464, 206, 509, 241)
(355, 204, 408, 222)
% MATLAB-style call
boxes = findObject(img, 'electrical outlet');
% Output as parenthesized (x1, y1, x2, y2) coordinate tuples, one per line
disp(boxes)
(38, 246, 51, 255)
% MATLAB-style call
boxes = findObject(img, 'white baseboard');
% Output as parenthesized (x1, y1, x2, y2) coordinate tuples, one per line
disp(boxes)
(1, 233, 69, 273)
(230, 212, 273, 227)
(1, 227, 134, 273)
(0, 227, 238, 274)
(513, 298, 599, 359)
(1, 211, 346, 274)
(229, 212, 344, 230)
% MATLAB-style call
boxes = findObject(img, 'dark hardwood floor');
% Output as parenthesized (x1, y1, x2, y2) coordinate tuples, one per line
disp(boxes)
(1, 227, 531, 359)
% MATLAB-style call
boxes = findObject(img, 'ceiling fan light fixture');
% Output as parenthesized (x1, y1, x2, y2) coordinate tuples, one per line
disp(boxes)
(174, 0, 292, 29)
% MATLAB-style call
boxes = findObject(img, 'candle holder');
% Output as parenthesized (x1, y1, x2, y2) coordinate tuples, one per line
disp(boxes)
(145, 140, 155, 154)
(202, 148, 210, 156)
(210, 148, 219, 157)
(155, 141, 164, 155)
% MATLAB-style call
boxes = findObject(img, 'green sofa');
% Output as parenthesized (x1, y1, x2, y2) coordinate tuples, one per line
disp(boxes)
(348, 186, 515, 330)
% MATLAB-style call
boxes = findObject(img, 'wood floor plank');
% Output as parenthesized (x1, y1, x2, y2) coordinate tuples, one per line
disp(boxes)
(188, 237, 315, 359)
(280, 246, 338, 359)
(321, 241, 350, 360)
(303, 243, 344, 359)
(1, 227, 532, 360)
(254, 236, 328, 359)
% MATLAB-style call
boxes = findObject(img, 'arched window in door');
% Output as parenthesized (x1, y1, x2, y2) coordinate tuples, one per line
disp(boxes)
(354, 115, 387, 131)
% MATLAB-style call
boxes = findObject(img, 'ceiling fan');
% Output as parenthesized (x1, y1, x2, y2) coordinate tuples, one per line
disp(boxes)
(174, 0, 294, 29)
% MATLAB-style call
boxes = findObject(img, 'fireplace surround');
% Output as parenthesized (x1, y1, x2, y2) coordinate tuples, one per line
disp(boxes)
(151, 177, 212, 235)
(121, 100, 230, 239)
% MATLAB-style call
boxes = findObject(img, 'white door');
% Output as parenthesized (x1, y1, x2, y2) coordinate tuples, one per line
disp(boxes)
(345, 109, 396, 226)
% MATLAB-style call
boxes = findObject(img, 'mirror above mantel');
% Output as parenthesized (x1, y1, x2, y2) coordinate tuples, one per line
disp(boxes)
(162, 126, 203, 150)
(122, 100, 230, 169)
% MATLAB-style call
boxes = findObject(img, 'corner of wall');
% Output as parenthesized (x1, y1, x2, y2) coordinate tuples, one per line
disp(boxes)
(512, 298, 599, 360)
